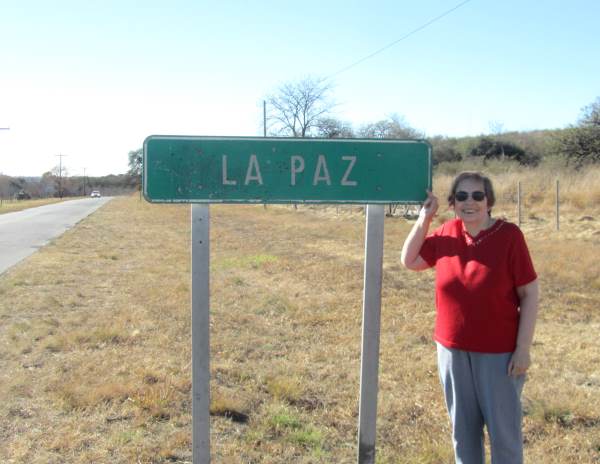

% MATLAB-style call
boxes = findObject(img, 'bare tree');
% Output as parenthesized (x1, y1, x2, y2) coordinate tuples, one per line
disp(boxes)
(266, 77, 335, 137)
(488, 120, 507, 159)
(128, 148, 143, 176)
(358, 114, 423, 217)
(358, 114, 423, 139)
(488, 120, 505, 136)
(316, 117, 354, 138)
(0, 174, 23, 199)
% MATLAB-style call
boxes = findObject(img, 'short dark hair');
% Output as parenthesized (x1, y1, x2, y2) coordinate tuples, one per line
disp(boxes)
(447, 171, 496, 209)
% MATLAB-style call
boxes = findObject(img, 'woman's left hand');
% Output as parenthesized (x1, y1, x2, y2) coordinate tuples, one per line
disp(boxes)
(508, 346, 531, 377)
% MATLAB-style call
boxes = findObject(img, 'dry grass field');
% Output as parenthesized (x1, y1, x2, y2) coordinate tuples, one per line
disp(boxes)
(0, 198, 64, 214)
(1, 166, 599, 463)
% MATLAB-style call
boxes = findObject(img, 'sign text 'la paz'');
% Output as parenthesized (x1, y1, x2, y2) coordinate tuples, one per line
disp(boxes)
(143, 136, 431, 204)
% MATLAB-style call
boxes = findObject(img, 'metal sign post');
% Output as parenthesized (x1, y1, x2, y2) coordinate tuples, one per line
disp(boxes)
(144, 136, 431, 463)
(191, 204, 210, 463)
(357, 204, 385, 463)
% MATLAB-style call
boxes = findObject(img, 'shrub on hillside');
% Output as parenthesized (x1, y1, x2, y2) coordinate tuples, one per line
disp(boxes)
(469, 137, 539, 165)
(433, 146, 462, 165)
(556, 97, 600, 167)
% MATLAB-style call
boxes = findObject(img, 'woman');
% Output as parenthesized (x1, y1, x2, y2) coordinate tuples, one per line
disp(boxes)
(401, 171, 539, 464)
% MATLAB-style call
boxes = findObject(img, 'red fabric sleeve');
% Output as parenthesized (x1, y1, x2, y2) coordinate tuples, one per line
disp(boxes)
(419, 223, 444, 267)
(509, 226, 538, 287)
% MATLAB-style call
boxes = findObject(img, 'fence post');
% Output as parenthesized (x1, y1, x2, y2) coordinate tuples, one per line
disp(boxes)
(556, 179, 560, 231)
(517, 181, 522, 227)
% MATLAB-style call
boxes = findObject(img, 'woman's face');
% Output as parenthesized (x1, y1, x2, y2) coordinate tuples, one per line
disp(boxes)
(453, 178, 490, 226)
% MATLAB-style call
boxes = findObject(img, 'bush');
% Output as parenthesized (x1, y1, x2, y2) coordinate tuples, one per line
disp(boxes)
(556, 97, 600, 167)
(15, 190, 31, 200)
(433, 146, 462, 165)
(469, 137, 538, 165)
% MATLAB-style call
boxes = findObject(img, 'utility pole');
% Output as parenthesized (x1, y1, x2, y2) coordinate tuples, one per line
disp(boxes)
(83, 167, 87, 196)
(56, 154, 67, 198)
(263, 100, 267, 137)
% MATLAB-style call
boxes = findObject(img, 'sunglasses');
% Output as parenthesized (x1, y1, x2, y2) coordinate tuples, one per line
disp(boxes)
(455, 191, 486, 202)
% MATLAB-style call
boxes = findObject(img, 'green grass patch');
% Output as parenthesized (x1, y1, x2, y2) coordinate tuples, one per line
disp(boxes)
(266, 406, 325, 449)
(269, 408, 303, 430)
(286, 427, 323, 447)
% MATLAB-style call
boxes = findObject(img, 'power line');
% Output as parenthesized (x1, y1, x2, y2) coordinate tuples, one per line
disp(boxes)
(327, 0, 473, 79)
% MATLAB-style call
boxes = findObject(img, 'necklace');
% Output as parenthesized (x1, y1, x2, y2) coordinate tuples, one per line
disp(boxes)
(463, 219, 503, 246)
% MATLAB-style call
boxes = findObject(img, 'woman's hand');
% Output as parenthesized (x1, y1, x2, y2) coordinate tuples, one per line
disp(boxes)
(511, 280, 539, 377)
(419, 190, 439, 221)
(401, 190, 438, 271)
(508, 345, 531, 377)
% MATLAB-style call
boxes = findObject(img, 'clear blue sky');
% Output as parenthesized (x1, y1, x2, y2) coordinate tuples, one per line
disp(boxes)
(1, 0, 599, 176)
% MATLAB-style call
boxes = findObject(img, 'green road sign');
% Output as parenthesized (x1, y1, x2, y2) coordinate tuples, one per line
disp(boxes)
(143, 136, 431, 204)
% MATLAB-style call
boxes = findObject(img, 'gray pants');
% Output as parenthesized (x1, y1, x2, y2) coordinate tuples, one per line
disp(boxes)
(436, 343, 526, 464)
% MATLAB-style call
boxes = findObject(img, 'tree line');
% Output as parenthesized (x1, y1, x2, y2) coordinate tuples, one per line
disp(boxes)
(0, 171, 137, 201)
(4, 78, 597, 201)
(126, 78, 597, 184)
(263, 77, 600, 168)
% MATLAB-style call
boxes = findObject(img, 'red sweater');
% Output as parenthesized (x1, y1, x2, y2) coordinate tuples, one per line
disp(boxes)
(419, 219, 537, 353)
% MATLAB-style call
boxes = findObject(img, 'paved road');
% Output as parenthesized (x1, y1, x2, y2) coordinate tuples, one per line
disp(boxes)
(0, 197, 112, 274)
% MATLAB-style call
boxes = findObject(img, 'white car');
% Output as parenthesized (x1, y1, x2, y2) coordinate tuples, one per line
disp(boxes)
(90, 191, 101, 198)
